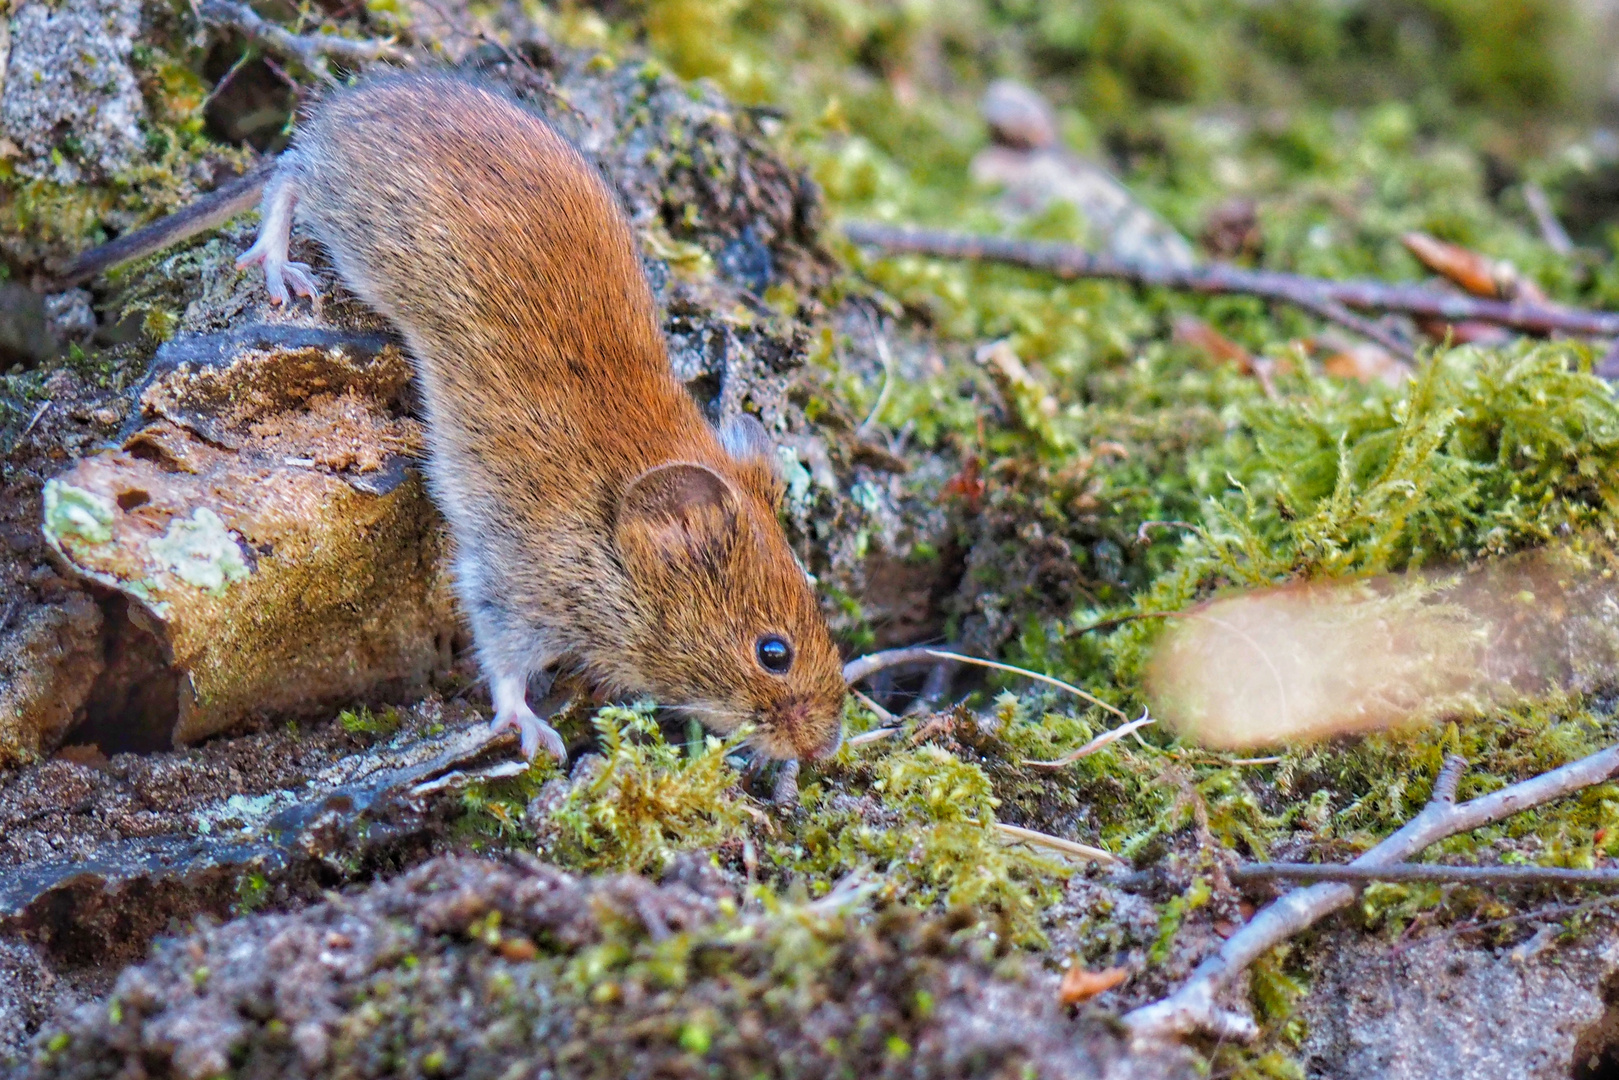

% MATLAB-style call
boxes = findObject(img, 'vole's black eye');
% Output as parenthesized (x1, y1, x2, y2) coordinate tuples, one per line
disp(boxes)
(756, 635, 793, 674)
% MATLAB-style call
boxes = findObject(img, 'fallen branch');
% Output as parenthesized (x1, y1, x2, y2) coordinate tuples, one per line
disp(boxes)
(1121, 745, 1619, 1043)
(1231, 861, 1619, 889)
(199, 0, 407, 78)
(844, 222, 1619, 342)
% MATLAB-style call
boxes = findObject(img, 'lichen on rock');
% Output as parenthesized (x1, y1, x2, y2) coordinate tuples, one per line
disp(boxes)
(1, 0, 148, 186)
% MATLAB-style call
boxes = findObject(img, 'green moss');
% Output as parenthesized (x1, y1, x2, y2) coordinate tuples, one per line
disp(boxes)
(531, 703, 750, 875)
(778, 734, 1069, 946)
(338, 706, 404, 740)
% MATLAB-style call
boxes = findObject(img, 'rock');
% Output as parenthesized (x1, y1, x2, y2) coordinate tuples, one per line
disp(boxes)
(40, 289, 95, 346)
(971, 82, 1195, 271)
(39, 322, 455, 749)
(1299, 925, 1619, 1079)
(1, 0, 148, 185)
(0, 592, 103, 767)
(982, 79, 1059, 151)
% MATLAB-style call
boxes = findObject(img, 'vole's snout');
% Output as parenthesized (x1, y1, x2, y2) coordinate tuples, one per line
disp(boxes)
(766, 696, 844, 762)
(805, 722, 844, 762)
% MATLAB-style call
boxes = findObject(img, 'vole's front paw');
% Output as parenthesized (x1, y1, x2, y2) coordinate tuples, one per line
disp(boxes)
(490, 706, 567, 762)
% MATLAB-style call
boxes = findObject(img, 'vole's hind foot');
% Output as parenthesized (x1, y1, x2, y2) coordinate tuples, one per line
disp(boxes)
(238, 248, 320, 307)
(236, 166, 318, 307)
(490, 673, 567, 762)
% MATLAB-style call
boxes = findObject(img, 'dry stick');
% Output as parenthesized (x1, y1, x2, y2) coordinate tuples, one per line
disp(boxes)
(844, 222, 1619, 340)
(1230, 862, 1619, 889)
(199, 0, 407, 77)
(1279, 289, 1415, 362)
(1122, 746, 1619, 1043)
(843, 645, 952, 686)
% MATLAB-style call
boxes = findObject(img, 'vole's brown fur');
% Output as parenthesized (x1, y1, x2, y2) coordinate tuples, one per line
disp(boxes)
(237, 73, 845, 761)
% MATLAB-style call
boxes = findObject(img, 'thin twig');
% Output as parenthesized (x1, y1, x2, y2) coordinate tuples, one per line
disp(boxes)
(845, 222, 1619, 340)
(1231, 861, 1619, 889)
(1121, 747, 1619, 1043)
(843, 646, 948, 686)
(1285, 290, 1415, 361)
(18, 401, 50, 439)
(199, 0, 406, 78)
(992, 821, 1121, 865)
(904, 658, 957, 716)
(850, 688, 898, 727)
(1392, 894, 1619, 958)
(1522, 183, 1575, 257)
(1023, 712, 1156, 769)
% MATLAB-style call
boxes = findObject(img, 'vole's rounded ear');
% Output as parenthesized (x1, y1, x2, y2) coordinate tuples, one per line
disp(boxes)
(614, 462, 740, 575)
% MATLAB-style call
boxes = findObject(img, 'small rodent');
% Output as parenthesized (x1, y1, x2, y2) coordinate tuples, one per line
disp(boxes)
(72, 73, 847, 763)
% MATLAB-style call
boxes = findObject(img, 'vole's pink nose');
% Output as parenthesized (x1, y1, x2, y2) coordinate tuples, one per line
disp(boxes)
(803, 722, 844, 761)
(771, 698, 843, 761)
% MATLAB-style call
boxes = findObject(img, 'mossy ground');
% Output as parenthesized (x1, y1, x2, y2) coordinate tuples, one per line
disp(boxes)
(461, 2, 1619, 1073)
(21, 0, 1619, 1074)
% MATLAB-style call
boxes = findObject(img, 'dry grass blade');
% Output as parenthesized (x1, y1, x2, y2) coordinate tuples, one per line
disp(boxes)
(992, 822, 1120, 865)
(1023, 713, 1156, 769)
(199, 0, 407, 78)
(846, 725, 901, 748)
(921, 649, 1128, 719)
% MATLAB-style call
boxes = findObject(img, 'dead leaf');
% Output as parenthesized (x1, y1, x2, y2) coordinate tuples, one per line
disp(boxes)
(1401, 232, 1547, 303)
(1059, 965, 1129, 1005)
(1401, 232, 1500, 297)
(943, 454, 985, 510)
(496, 937, 539, 961)
(1320, 341, 1410, 387)
(1173, 315, 1255, 373)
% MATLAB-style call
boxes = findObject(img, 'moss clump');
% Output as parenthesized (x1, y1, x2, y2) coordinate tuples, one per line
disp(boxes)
(529, 703, 751, 875)
(781, 729, 1069, 945)
(337, 706, 403, 741)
